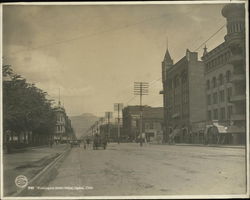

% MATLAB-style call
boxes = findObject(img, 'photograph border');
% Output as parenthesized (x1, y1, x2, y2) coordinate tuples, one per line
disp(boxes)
(0, 0, 249, 199)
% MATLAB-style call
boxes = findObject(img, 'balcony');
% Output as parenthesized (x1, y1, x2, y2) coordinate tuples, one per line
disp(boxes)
(231, 114, 246, 121)
(231, 74, 245, 82)
(230, 94, 246, 102)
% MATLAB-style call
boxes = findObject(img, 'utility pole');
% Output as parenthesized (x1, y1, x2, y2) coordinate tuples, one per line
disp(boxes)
(105, 112, 113, 142)
(134, 82, 149, 147)
(114, 103, 123, 144)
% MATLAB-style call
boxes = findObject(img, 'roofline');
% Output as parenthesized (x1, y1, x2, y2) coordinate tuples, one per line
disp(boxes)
(201, 42, 228, 61)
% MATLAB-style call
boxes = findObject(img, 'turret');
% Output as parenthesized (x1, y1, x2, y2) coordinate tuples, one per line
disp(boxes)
(162, 48, 173, 83)
(222, 3, 245, 54)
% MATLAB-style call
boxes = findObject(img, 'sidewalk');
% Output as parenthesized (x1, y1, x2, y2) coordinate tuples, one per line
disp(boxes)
(3, 143, 70, 196)
(168, 143, 245, 149)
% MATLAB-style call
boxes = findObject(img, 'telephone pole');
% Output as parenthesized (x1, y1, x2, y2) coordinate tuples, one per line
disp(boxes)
(134, 82, 149, 147)
(114, 103, 123, 144)
(105, 112, 113, 142)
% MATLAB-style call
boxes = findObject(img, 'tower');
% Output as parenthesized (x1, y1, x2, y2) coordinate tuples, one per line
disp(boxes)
(161, 47, 173, 143)
(222, 3, 246, 144)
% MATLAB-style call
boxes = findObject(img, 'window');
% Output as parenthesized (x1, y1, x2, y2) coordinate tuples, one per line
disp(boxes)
(207, 110, 212, 120)
(206, 80, 210, 90)
(213, 92, 218, 104)
(226, 70, 231, 83)
(220, 107, 225, 121)
(219, 90, 225, 102)
(207, 94, 211, 105)
(227, 87, 232, 102)
(219, 74, 224, 85)
(149, 123, 154, 129)
(212, 77, 217, 88)
(227, 106, 233, 119)
(213, 109, 218, 120)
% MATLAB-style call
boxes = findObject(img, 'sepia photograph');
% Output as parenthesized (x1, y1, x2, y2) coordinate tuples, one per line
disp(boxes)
(1, 1, 249, 199)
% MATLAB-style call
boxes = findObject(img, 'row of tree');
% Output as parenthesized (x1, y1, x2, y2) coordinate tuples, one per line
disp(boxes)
(3, 65, 56, 146)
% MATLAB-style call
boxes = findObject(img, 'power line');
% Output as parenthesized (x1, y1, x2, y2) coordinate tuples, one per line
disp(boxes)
(5, 13, 170, 58)
(193, 24, 226, 52)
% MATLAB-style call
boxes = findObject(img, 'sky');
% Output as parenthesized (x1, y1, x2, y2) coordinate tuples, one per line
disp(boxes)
(2, 2, 228, 117)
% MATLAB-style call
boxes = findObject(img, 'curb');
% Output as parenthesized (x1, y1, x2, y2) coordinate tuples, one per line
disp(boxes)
(173, 144, 245, 149)
(11, 146, 71, 197)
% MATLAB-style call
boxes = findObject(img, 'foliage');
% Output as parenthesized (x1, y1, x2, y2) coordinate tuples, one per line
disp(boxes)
(3, 65, 56, 136)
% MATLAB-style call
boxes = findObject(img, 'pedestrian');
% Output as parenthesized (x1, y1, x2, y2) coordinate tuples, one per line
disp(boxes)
(83, 139, 87, 150)
(86, 138, 90, 148)
(49, 140, 53, 148)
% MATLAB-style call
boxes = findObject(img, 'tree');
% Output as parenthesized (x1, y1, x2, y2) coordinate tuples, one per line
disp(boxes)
(3, 65, 56, 145)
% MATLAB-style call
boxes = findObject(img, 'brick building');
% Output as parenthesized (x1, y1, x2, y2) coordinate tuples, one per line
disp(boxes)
(161, 49, 206, 143)
(122, 106, 164, 142)
(202, 3, 246, 144)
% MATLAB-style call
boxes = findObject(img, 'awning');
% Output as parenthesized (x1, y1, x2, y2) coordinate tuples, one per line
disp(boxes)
(204, 124, 228, 135)
(214, 125, 228, 134)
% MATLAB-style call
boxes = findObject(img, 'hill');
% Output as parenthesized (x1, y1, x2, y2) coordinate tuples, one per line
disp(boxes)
(69, 113, 99, 139)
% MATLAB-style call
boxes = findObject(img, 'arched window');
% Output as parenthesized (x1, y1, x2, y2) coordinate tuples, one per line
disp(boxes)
(226, 70, 231, 83)
(212, 77, 217, 88)
(219, 74, 224, 85)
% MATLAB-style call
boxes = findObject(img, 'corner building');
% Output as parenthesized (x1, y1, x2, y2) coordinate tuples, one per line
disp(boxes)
(202, 3, 246, 144)
(162, 49, 206, 143)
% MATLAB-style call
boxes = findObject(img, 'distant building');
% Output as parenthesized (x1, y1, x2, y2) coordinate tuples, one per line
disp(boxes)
(202, 3, 246, 144)
(53, 101, 75, 142)
(142, 107, 164, 143)
(122, 106, 164, 142)
(161, 48, 206, 143)
(122, 105, 143, 140)
(99, 123, 123, 142)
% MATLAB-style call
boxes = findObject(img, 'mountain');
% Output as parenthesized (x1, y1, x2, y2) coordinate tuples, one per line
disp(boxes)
(69, 113, 99, 139)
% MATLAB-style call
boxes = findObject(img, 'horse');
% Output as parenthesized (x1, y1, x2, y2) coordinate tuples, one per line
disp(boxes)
(168, 128, 181, 144)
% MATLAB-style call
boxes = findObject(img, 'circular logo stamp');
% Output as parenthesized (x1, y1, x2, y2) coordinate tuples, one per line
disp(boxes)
(15, 175, 28, 188)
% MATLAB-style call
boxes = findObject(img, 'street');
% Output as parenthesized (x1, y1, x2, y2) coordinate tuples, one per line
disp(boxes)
(41, 143, 246, 196)
(3, 144, 69, 196)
